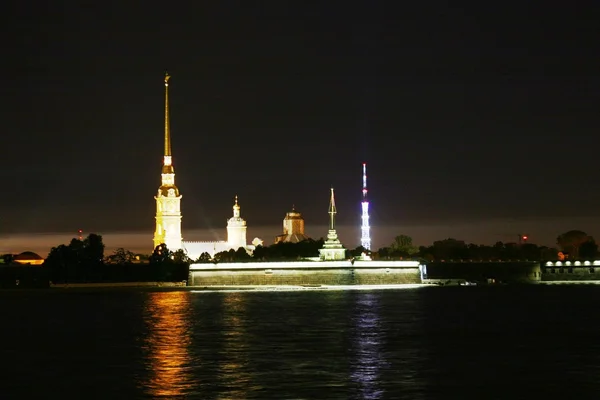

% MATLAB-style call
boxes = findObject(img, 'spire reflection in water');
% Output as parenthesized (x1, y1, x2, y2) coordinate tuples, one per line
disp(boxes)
(141, 291, 193, 397)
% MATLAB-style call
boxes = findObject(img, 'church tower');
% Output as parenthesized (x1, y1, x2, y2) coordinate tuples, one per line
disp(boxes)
(319, 188, 346, 260)
(226, 195, 247, 250)
(275, 206, 309, 243)
(153, 72, 182, 251)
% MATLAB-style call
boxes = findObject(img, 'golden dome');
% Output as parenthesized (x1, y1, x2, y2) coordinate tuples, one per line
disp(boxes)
(13, 251, 44, 265)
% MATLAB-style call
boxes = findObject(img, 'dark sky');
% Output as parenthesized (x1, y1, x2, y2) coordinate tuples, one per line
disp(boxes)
(2, 1, 599, 249)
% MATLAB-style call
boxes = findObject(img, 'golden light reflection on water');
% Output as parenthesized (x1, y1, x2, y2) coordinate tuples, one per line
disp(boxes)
(217, 292, 253, 399)
(142, 291, 193, 398)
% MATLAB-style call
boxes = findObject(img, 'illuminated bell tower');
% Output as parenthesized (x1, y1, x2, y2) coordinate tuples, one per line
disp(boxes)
(226, 195, 247, 250)
(153, 72, 182, 251)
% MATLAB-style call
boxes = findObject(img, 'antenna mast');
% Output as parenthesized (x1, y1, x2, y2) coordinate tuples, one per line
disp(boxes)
(360, 163, 371, 250)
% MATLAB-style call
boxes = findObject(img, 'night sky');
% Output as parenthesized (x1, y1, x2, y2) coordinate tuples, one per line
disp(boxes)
(2, 2, 599, 254)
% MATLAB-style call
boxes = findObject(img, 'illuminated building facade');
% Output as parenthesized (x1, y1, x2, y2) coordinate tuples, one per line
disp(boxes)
(226, 196, 247, 250)
(360, 163, 371, 250)
(153, 72, 182, 251)
(183, 196, 256, 260)
(275, 206, 309, 243)
(150, 74, 258, 260)
(319, 188, 346, 260)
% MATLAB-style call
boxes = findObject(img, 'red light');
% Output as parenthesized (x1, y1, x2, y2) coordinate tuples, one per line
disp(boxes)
(522, 235, 528, 241)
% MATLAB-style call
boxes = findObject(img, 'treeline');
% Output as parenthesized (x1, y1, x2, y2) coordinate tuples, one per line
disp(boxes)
(196, 239, 326, 263)
(375, 230, 598, 262)
(377, 237, 556, 261)
(42, 235, 188, 283)
(196, 230, 598, 263)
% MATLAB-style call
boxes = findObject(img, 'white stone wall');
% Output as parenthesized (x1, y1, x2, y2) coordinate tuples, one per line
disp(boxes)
(189, 260, 424, 286)
(183, 241, 230, 259)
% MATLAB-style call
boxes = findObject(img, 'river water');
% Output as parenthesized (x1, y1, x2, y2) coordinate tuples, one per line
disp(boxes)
(2, 285, 600, 399)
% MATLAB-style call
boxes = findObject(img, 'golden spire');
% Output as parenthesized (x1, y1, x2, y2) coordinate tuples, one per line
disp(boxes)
(162, 72, 174, 174)
(328, 187, 337, 230)
(233, 195, 240, 218)
(164, 72, 171, 157)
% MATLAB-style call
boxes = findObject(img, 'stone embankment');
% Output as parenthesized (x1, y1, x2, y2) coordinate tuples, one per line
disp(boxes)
(50, 281, 187, 289)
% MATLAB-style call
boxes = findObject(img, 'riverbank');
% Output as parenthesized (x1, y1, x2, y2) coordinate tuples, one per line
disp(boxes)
(49, 281, 187, 289)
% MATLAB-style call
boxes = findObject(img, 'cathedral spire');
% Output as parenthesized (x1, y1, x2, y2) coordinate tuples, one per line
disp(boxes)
(328, 187, 337, 230)
(154, 72, 182, 252)
(162, 72, 174, 174)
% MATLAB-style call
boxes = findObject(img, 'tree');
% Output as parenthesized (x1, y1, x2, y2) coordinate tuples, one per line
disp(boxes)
(0, 254, 14, 264)
(540, 246, 559, 261)
(149, 244, 190, 282)
(376, 247, 389, 260)
(83, 234, 105, 266)
(214, 249, 236, 263)
(106, 248, 136, 265)
(432, 238, 468, 260)
(520, 243, 540, 260)
(349, 246, 368, 258)
(172, 249, 191, 264)
(252, 245, 266, 261)
(195, 252, 212, 263)
(390, 235, 418, 255)
(44, 244, 76, 283)
(234, 247, 251, 261)
(557, 230, 591, 259)
(150, 244, 172, 265)
(579, 240, 598, 259)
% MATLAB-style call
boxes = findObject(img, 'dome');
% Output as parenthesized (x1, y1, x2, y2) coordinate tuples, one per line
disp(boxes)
(285, 206, 303, 220)
(13, 251, 44, 265)
(14, 251, 43, 261)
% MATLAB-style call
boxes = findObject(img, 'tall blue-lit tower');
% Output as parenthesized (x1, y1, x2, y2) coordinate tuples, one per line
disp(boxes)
(360, 163, 371, 250)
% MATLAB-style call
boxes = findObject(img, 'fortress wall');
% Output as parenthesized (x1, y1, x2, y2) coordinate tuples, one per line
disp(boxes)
(424, 262, 541, 283)
(189, 261, 422, 286)
(542, 266, 600, 281)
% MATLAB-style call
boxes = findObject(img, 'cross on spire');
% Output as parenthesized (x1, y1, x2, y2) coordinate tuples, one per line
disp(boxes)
(328, 187, 337, 230)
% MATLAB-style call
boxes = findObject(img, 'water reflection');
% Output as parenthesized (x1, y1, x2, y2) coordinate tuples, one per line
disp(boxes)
(217, 292, 252, 399)
(350, 292, 386, 399)
(141, 291, 193, 397)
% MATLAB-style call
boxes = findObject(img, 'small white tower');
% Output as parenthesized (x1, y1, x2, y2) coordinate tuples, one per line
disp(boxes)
(153, 72, 182, 251)
(226, 195, 247, 250)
